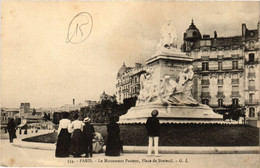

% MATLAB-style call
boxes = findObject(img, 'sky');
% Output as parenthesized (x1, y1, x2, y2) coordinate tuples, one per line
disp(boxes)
(1, 1, 259, 108)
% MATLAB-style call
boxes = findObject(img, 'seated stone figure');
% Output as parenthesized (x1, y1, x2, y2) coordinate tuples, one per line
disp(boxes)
(160, 66, 199, 106)
(137, 68, 159, 105)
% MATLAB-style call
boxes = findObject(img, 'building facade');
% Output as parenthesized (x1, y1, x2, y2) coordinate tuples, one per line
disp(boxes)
(1, 107, 20, 126)
(100, 91, 116, 102)
(19, 103, 31, 117)
(82, 100, 98, 108)
(1, 108, 9, 126)
(115, 21, 259, 122)
(116, 63, 145, 104)
(116, 20, 260, 122)
(181, 20, 260, 120)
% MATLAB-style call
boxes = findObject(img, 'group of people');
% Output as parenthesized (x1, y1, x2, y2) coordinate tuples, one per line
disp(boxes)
(7, 109, 160, 158)
(55, 113, 124, 158)
(55, 113, 104, 158)
(55, 110, 161, 158)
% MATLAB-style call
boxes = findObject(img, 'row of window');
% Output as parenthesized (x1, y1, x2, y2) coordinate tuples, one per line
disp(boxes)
(1, 117, 8, 120)
(201, 61, 239, 71)
(201, 79, 240, 85)
(202, 79, 255, 86)
(118, 93, 130, 101)
(202, 98, 239, 107)
(199, 53, 255, 62)
(202, 98, 257, 117)
(118, 76, 140, 85)
(118, 86, 140, 101)
(199, 53, 257, 71)
(201, 86, 240, 93)
(201, 86, 256, 97)
(201, 74, 256, 88)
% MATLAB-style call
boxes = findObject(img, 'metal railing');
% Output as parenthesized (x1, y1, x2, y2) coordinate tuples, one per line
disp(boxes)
(231, 79, 239, 84)
(201, 80, 210, 85)
(245, 99, 259, 105)
(245, 58, 259, 65)
(231, 91, 240, 97)
(248, 72, 256, 78)
(201, 92, 210, 97)
(217, 92, 224, 96)
(248, 86, 256, 91)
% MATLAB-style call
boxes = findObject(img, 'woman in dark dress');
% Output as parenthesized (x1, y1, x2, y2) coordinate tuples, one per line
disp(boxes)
(55, 112, 72, 157)
(7, 118, 16, 143)
(70, 114, 84, 157)
(105, 116, 122, 156)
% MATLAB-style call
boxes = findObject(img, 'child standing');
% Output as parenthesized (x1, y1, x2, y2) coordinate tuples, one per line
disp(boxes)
(145, 109, 161, 157)
(82, 117, 95, 158)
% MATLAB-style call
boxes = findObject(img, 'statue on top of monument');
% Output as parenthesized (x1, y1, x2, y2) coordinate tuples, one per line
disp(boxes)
(157, 20, 178, 51)
(152, 20, 183, 57)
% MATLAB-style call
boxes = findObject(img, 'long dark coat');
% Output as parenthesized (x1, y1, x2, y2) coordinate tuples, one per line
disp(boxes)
(82, 123, 95, 143)
(82, 123, 95, 155)
(7, 120, 16, 143)
(105, 122, 121, 156)
(145, 117, 160, 137)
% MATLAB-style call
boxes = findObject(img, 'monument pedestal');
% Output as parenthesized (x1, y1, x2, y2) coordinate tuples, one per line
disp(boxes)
(118, 51, 226, 124)
(118, 21, 227, 124)
(119, 50, 226, 124)
(119, 104, 224, 124)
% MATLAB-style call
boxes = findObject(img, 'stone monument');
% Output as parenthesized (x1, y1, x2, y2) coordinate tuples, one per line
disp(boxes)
(119, 21, 223, 124)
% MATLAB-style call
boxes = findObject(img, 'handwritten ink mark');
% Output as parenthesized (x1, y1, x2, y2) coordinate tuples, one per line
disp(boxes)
(66, 12, 93, 44)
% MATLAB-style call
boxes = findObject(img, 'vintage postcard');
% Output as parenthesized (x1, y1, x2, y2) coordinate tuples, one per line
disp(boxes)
(1, 1, 259, 168)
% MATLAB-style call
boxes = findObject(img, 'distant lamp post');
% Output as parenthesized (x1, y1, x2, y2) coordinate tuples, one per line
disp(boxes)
(242, 106, 246, 125)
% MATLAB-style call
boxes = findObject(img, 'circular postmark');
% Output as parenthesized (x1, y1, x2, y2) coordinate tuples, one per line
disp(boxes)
(66, 12, 93, 44)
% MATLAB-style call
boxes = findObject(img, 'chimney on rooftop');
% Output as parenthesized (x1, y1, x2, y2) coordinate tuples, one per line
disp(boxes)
(214, 31, 217, 39)
(73, 99, 75, 105)
(242, 23, 247, 37)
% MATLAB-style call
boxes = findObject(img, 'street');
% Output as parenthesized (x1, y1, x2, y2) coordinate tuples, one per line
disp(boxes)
(0, 139, 259, 168)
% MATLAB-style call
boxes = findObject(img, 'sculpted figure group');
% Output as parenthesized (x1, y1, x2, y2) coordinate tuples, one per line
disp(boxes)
(137, 65, 199, 106)
(160, 65, 198, 106)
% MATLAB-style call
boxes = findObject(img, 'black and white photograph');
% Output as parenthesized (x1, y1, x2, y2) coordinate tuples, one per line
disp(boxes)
(0, 1, 259, 167)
